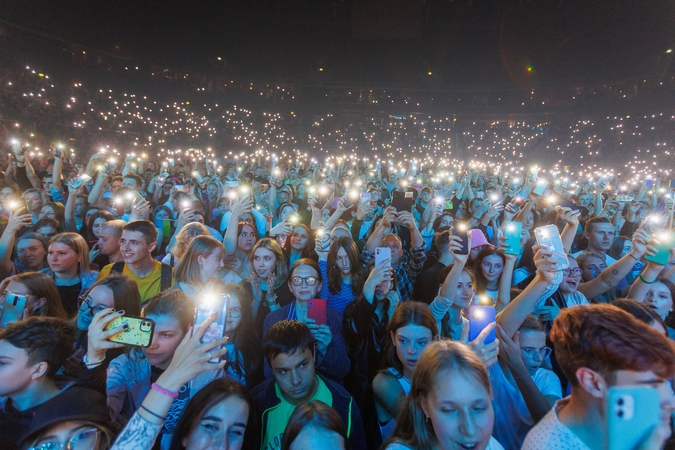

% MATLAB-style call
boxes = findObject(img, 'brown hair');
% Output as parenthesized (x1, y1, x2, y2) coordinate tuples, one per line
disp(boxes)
(250, 238, 288, 289)
(48, 232, 91, 273)
(82, 273, 142, 317)
(11, 272, 67, 320)
(327, 236, 364, 296)
(384, 302, 439, 376)
(174, 235, 224, 287)
(169, 222, 209, 259)
(473, 246, 506, 295)
(550, 304, 675, 386)
(281, 400, 350, 450)
(520, 314, 546, 333)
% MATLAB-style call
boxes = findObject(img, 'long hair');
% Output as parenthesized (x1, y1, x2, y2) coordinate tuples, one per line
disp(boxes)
(608, 235, 631, 261)
(281, 400, 350, 450)
(169, 378, 254, 450)
(386, 340, 492, 449)
(26, 420, 117, 450)
(86, 210, 114, 242)
(82, 273, 142, 317)
(327, 236, 364, 296)
(10, 272, 67, 320)
(250, 238, 288, 289)
(174, 236, 225, 287)
(169, 222, 209, 260)
(473, 246, 505, 295)
(234, 221, 258, 278)
(42, 202, 67, 231)
(439, 268, 477, 339)
(282, 224, 313, 259)
(48, 232, 91, 273)
(384, 302, 439, 376)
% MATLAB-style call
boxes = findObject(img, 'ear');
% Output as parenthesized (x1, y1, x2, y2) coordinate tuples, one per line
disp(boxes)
(419, 395, 431, 419)
(147, 241, 157, 253)
(390, 331, 397, 347)
(197, 255, 205, 266)
(575, 367, 607, 399)
(34, 297, 47, 312)
(30, 361, 49, 380)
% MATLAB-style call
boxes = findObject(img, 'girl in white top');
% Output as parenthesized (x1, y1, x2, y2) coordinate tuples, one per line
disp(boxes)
(384, 340, 505, 450)
(173, 235, 228, 300)
(373, 302, 439, 441)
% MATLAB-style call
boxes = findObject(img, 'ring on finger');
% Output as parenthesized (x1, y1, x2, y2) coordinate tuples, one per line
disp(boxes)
(207, 351, 213, 360)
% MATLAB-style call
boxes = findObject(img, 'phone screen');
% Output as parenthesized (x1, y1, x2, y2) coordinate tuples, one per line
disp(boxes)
(455, 223, 469, 255)
(307, 299, 327, 326)
(193, 295, 229, 363)
(469, 305, 496, 344)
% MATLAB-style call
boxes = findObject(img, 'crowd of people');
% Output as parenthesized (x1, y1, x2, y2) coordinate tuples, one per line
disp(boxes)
(0, 131, 673, 450)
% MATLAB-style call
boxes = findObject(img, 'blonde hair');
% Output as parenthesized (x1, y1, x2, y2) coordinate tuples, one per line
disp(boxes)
(48, 232, 90, 273)
(169, 222, 209, 259)
(250, 238, 288, 289)
(174, 236, 224, 286)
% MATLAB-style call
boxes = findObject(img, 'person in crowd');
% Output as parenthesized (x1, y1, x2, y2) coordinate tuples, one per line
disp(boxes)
(251, 320, 365, 450)
(0, 205, 49, 277)
(373, 302, 439, 443)
(162, 222, 209, 267)
(473, 246, 510, 303)
(283, 224, 314, 269)
(627, 252, 675, 338)
(262, 259, 350, 383)
(571, 216, 618, 264)
(86, 210, 115, 244)
(280, 400, 350, 450)
(91, 219, 126, 269)
(98, 220, 174, 303)
(33, 218, 62, 240)
(383, 340, 505, 450)
(41, 232, 98, 315)
(23, 188, 47, 224)
(172, 235, 228, 299)
(223, 197, 260, 279)
(0, 272, 68, 323)
(316, 236, 364, 314)
(38, 201, 69, 232)
(414, 229, 454, 304)
(522, 304, 675, 449)
(611, 298, 669, 335)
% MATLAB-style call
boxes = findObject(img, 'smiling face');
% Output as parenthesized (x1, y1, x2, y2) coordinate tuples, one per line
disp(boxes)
(391, 324, 433, 378)
(17, 238, 46, 271)
(560, 257, 581, 294)
(120, 230, 155, 265)
(480, 254, 504, 284)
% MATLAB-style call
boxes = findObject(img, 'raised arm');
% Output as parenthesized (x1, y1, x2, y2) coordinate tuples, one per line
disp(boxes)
(88, 170, 107, 207)
(557, 207, 581, 253)
(63, 181, 81, 231)
(0, 208, 33, 277)
(365, 206, 397, 253)
(223, 197, 252, 255)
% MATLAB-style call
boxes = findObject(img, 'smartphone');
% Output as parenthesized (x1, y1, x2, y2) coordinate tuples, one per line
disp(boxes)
(193, 171, 204, 184)
(360, 192, 371, 205)
(193, 295, 229, 363)
(606, 386, 661, 450)
(443, 200, 454, 210)
(502, 221, 523, 255)
(533, 179, 548, 196)
(455, 223, 469, 255)
(307, 298, 327, 326)
(175, 184, 185, 191)
(104, 315, 155, 347)
(375, 247, 392, 268)
(469, 305, 496, 344)
(0, 293, 27, 328)
(645, 232, 673, 265)
(670, 179, 675, 190)
(646, 179, 654, 187)
(534, 225, 569, 270)
(332, 197, 341, 209)
(71, 173, 93, 189)
(546, 192, 581, 212)
(391, 191, 414, 212)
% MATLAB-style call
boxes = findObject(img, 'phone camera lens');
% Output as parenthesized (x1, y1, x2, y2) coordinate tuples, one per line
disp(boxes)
(617, 409, 624, 418)
(617, 398, 624, 406)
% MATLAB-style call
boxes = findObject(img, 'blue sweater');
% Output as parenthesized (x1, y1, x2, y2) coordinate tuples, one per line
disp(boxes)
(318, 260, 357, 314)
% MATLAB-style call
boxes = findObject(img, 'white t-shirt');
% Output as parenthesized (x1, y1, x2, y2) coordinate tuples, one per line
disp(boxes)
(570, 251, 617, 266)
(385, 436, 504, 450)
(490, 364, 562, 450)
(521, 397, 591, 450)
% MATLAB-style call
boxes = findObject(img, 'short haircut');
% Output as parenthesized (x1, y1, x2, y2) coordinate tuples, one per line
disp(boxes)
(142, 289, 195, 331)
(289, 258, 322, 283)
(520, 314, 546, 333)
(110, 175, 124, 184)
(584, 216, 612, 234)
(263, 320, 315, 363)
(281, 400, 350, 450)
(0, 317, 74, 378)
(124, 173, 142, 189)
(123, 220, 158, 245)
(550, 304, 675, 387)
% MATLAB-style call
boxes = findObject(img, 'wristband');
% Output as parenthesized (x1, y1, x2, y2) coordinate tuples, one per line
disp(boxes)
(83, 354, 105, 367)
(639, 274, 657, 284)
(627, 253, 640, 262)
(151, 383, 178, 399)
(140, 405, 166, 421)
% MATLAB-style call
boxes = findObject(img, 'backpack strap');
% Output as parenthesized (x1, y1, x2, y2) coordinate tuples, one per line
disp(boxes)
(160, 263, 173, 292)
(111, 261, 125, 274)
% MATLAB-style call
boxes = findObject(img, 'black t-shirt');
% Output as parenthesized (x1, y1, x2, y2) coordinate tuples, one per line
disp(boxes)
(0, 398, 35, 449)
(57, 282, 83, 316)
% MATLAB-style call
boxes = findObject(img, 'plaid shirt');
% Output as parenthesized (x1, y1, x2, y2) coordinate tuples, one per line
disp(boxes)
(361, 245, 427, 301)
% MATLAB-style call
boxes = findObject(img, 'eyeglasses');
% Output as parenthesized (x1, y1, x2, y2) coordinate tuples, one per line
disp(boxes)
(291, 276, 318, 286)
(562, 268, 583, 277)
(227, 307, 241, 318)
(30, 428, 100, 450)
(520, 346, 552, 359)
(77, 295, 106, 316)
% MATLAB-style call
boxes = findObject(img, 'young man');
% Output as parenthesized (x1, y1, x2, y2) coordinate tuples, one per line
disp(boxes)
(98, 220, 172, 303)
(122, 172, 143, 193)
(262, 259, 350, 384)
(22, 189, 47, 224)
(93, 219, 126, 268)
(0, 317, 75, 448)
(571, 217, 617, 264)
(522, 304, 675, 449)
(251, 320, 366, 450)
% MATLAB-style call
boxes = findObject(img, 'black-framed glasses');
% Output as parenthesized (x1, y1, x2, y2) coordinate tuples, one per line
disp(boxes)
(562, 268, 583, 277)
(227, 307, 241, 318)
(291, 276, 318, 287)
(520, 346, 552, 359)
(29, 427, 100, 450)
(77, 295, 106, 316)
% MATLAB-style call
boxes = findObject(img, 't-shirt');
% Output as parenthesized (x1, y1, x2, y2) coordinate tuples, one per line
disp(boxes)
(570, 251, 617, 266)
(490, 364, 562, 450)
(262, 376, 333, 450)
(521, 398, 591, 450)
(56, 281, 83, 316)
(99, 260, 173, 303)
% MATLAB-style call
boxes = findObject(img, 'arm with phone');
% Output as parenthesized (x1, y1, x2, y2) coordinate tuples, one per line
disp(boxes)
(431, 236, 468, 323)
(63, 180, 82, 231)
(222, 197, 252, 256)
(87, 169, 108, 208)
(15, 150, 41, 190)
(364, 206, 398, 254)
(0, 207, 33, 277)
(323, 197, 349, 230)
(51, 147, 63, 192)
(557, 207, 581, 254)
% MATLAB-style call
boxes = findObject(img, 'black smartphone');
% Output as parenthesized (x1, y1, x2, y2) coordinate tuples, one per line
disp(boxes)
(455, 222, 469, 255)
(546, 192, 581, 212)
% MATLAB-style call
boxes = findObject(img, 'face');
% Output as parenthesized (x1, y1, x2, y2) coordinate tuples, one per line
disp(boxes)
(518, 329, 548, 375)
(143, 314, 186, 370)
(280, 205, 294, 222)
(48, 242, 80, 273)
(237, 225, 256, 252)
(469, 245, 486, 262)
(35, 226, 58, 240)
(42, 177, 54, 192)
(225, 295, 242, 336)
(522, 211, 534, 231)
(76, 285, 114, 330)
(391, 324, 433, 376)
(422, 191, 432, 203)
(182, 396, 249, 450)
(74, 197, 88, 216)
(335, 247, 352, 275)
(16, 238, 46, 270)
(0, 341, 40, 398)
(580, 256, 606, 282)
(279, 192, 290, 205)
(644, 281, 673, 320)
(469, 199, 483, 214)
(382, 236, 403, 266)
(321, 208, 330, 223)
(288, 264, 322, 302)
(587, 223, 614, 252)
(111, 180, 123, 192)
(85, 208, 99, 225)
(253, 247, 277, 279)
(480, 254, 504, 283)
(456, 203, 466, 218)
(578, 194, 592, 207)
(454, 271, 475, 309)
(120, 230, 155, 264)
(421, 369, 494, 450)
(97, 228, 120, 256)
(199, 248, 225, 281)
(30, 422, 102, 450)
(207, 184, 218, 198)
(270, 348, 316, 405)
(290, 426, 345, 450)
(330, 227, 350, 244)
(91, 218, 108, 238)
(25, 193, 43, 212)
(4, 280, 43, 317)
(290, 227, 308, 251)
(559, 258, 581, 294)
(440, 214, 454, 228)
(0, 187, 15, 204)
(38, 205, 55, 220)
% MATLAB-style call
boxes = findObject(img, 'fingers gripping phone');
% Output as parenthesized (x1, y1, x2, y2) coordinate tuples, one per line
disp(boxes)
(534, 225, 569, 270)
(0, 293, 27, 328)
(104, 315, 155, 347)
(193, 295, 229, 363)
(606, 387, 661, 450)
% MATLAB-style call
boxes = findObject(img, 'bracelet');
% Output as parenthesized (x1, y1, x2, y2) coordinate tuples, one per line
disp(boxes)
(515, 373, 531, 380)
(627, 253, 640, 262)
(83, 354, 105, 367)
(151, 383, 178, 399)
(140, 405, 166, 421)
(639, 274, 657, 284)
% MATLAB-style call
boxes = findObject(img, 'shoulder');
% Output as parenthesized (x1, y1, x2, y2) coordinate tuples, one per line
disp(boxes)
(263, 304, 290, 326)
(249, 379, 277, 405)
(321, 375, 353, 399)
(383, 442, 412, 450)
(372, 371, 403, 396)
(99, 263, 114, 278)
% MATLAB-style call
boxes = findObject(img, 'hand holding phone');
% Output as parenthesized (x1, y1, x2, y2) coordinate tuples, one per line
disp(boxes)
(0, 293, 27, 328)
(193, 295, 229, 363)
(307, 299, 327, 326)
(104, 315, 155, 347)
(375, 247, 392, 268)
(469, 302, 496, 344)
(606, 387, 661, 450)
(534, 225, 569, 270)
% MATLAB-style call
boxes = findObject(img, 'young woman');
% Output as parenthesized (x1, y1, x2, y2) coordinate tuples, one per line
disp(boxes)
(33, 218, 62, 240)
(86, 210, 115, 244)
(110, 324, 251, 450)
(172, 236, 231, 300)
(223, 197, 258, 279)
(473, 246, 507, 301)
(373, 302, 439, 442)
(0, 272, 67, 323)
(281, 400, 350, 450)
(532, 256, 589, 326)
(162, 222, 210, 268)
(283, 224, 314, 269)
(38, 201, 68, 231)
(244, 238, 292, 333)
(384, 340, 505, 450)
(317, 236, 365, 313)
(106, 290, 225, 449)
(41, 233, 99, 315)
(628, 256, 675, 339)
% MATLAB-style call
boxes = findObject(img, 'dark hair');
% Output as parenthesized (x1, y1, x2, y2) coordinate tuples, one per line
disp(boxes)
(584, 216, 612, 234)
(123, 173, 143, 189)
(612, 298, 668, 332)
(169, 378, 254, 450)
(281, 400, 350, 450)
(86, 210, 114, 242)
(123, 219, 158, 246)
(33, 218, 62, 235)
(473, 246, 506, 295)
(384, 302, 438, 376)
(289, 258, 322, 283)
(282, 224, 313, 260)
(83, 273, 142, 317)
(262, 320, 315, 363)
(0, 317, 74, 378)
(327, 236, 364, 296)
